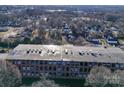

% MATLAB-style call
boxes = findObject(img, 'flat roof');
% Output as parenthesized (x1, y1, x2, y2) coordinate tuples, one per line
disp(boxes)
(6, 44, 124, 63)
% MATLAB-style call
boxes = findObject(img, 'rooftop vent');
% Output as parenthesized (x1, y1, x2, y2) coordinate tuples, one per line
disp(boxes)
(52, 49, 55, 54)
(91, 51, 101, 57)
(26, 49, 43, 54)
(87, 52, 90, 55)
(39, 51, 42, 54)
(70, 50, 73, 55)
(27, 51, 30, 54)
(31, 51, 33, 53)
(35, 51, 37, 53)
(47, 49, 50, 53)
(91, 52, 97, 56)
(65, 49, 68, 55)
(79, 51, 84, 56)
(99, 53, 102, 56)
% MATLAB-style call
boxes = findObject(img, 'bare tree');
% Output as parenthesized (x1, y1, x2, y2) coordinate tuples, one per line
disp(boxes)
(0, 60, 22, 87)
(31, 74, 59, 87)
(85, 66, 111, 87)
(85, 66, 124, 87)
(111, 70, 124, 86)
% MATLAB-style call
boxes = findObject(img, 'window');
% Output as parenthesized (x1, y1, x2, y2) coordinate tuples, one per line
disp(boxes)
(84, 62, 88, 66)
(62, 67, 65, 71)
(71, 73, 75, 77)
(75, 73, 78, 77)
(84, 68, 87, 73)
(80, 68, 83, 72)
(78, 74, 83, 78)
(44, 61, 48, 65)
(40, 66, 43, 70)
(115, 64, 119, 68)
(18, 66, 21, 70)
(31, 61, 35, 64)
(26, 61, 30, 65)
(36, 60, 40, 65)
(112, 63, 115, 68)
(12, 61, 15, 64)
(49, 66, 52, 70)
(17, 61, 21, 65)
(66, 67, 69, 71)
(40, 61, 43, 64)
(62, 62, 66, 65)
(30, 66, 34, 70)
(57, 73, 63, 76)
(66, 62, 70, 65)
(82, 73, 87, 78)
(87, 68, 91, 72)
(36, 66, 39, 70)
(120, 64, 124, 69)
(49, 72, 52, 75)
(88, 62, 96, 67)
(74, 68, 79, 72)
(36, 72, 38, 74)
(53, 72, 56, 76)
(93, 62, 97, 66)
(36, 73, 39, 76)
(27, 73, 31, 76)
(103, 63, 111, 67)
(44, 66, 48, 71)
(57, 62, 62, 65)
(71, 63, 74, 66)
(22, 72, 26, 76)
(57, 68, 63, 72)
(48, 62, 52, 65)
(80, 62, 83, 66)
(27, 67, 30, 70)
(53, 67, 56, 71)
(66, 73, 69, 77)
(74, 62, 80, 66)
(53, 62, 57, 65)
(22, 67, 26, 70)
(22, 61, 25, 65)
(31, 73, 34, 76)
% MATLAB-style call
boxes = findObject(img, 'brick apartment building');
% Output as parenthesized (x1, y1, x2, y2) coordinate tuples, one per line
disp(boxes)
(2, 44, 124, 79)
